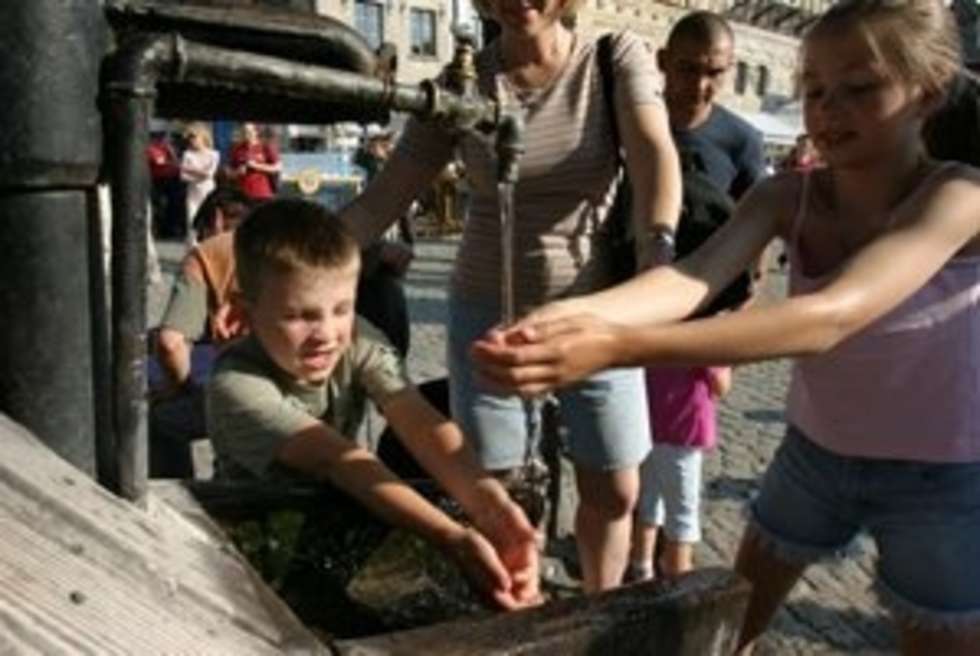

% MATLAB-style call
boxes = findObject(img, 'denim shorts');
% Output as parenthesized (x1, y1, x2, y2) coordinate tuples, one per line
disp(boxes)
(750, 425, 980, 630)
(447, 293, 651, 472)
(636, 444, 703, 543)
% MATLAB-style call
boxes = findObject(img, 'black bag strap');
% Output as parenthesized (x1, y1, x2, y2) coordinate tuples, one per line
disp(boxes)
(596, 33, 622, 159)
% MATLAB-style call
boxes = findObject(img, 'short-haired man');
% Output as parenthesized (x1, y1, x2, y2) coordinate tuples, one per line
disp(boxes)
(658, 11, 766, 201)
(657, 10, 769, 293)
(627, 11, 767, 583)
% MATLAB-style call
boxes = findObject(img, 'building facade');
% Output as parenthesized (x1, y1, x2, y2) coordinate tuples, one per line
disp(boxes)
(313, 0, 825, 142)
(312, 0, 811, 105)
(315, 0, 473, 83)
(577, 0, 829, 115)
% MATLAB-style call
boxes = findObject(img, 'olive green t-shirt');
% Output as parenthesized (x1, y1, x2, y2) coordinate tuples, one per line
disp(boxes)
(206, 317, 412, 480)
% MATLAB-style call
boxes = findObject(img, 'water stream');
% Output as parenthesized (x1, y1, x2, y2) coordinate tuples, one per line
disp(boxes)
(497, 182, 548, 497)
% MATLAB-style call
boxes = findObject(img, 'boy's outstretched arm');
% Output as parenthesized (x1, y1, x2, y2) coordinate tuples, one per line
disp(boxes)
(380, 387, 542, 607)
(275, 420, 537, 609)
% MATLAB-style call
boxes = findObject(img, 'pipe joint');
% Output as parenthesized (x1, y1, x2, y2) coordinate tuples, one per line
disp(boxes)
(103, 33, 180, 101)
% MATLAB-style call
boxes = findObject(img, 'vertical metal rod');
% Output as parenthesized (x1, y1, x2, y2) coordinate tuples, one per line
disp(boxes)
(104, 87, 153, 505)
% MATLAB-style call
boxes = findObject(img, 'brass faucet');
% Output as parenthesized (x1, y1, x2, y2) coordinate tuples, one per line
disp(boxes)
(432, 33, 525, 185)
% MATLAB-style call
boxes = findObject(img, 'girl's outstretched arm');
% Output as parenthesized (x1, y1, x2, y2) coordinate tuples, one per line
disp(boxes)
(470, 175, 791, 392)
(524, 175, 790, 329)
(474, 168, 980, 395)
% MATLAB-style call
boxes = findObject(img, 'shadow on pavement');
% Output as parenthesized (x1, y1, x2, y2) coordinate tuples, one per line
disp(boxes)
(773, 598, 897, 653)
(703, 475, 759, 502)
(742, 409, 785, 424)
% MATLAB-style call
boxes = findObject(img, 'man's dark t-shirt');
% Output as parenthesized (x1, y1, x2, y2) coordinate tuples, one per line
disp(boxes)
(671, 104, 765, 200)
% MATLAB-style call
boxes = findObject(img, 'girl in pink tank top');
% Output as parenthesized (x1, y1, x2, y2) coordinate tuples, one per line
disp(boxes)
(474, 1, 980, 652)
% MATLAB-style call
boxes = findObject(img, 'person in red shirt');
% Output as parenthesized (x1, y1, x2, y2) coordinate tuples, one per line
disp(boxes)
(229, 122, 281, 201)
(146, 130, 184, 238)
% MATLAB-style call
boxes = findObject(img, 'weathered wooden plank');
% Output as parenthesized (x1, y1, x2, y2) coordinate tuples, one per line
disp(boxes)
(334, 568, 750, 656)
(0, 414, 328, 655)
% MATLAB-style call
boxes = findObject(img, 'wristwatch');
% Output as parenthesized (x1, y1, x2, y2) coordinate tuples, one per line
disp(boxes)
(649, 229, 676, 265)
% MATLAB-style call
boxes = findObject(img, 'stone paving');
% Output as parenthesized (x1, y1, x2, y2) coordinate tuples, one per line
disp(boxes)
(151, 234, 897, 654)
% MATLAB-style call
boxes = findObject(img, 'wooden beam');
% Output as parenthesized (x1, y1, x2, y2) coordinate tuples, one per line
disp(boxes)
(333, 568, 750, 656)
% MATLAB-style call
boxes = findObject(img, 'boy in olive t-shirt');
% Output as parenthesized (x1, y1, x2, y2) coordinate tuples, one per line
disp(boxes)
(206, 199, 539, 610)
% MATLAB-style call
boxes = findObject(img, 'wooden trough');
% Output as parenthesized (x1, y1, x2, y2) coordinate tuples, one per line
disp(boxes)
(0, 413, 750, 654)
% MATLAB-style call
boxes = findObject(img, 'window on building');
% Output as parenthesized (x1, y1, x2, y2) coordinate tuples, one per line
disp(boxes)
(410, 8, 438, 57)
(756, 64, 770, 97)
(735, 61, 749, 95)
(354, 0, 384, 50)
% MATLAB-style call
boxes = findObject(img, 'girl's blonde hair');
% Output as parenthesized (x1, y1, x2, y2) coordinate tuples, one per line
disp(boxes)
(184, 122, 213, 149)
(471, 0, 585, 21)
(806, 0, 961, 100)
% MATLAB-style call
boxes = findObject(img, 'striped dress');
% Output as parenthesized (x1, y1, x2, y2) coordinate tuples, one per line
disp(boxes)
(344, 30, 662, 314)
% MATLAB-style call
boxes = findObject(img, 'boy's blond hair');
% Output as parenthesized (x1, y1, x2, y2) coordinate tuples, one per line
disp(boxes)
(806, 0, 960, 101)
(234, 199, 359, 302)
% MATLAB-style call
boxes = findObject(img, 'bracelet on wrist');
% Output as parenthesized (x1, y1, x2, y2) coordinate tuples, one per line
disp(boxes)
(649, 232, 675, 265)
(650, 230, 676, 249)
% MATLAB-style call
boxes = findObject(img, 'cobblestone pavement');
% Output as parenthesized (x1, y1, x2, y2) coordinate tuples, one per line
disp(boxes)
(152, 235, 897, 654)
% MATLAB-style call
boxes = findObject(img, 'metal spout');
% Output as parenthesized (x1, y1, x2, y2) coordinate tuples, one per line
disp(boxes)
(441, 32, 526, 183)
(496, 109, 525, 185)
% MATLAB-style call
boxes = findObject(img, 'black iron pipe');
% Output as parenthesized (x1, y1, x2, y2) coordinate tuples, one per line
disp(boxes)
(0, 1, 105, 191)
(101, 34, 176, 504)
(0, 0, 105, 475)
(0, 193, 98, 473)
(105, 0, 378, 76)
(175, 39, 498, 132)
(106, 32, 498, 135)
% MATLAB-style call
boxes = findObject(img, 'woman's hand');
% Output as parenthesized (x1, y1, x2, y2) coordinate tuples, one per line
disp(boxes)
(471, 313, 627, 396)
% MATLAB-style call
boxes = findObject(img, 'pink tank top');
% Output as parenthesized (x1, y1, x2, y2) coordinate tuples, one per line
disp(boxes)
(786, 165, 980, 463)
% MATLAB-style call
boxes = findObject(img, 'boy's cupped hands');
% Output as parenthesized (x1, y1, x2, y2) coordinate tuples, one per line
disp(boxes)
(450, 481, 542, 610)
